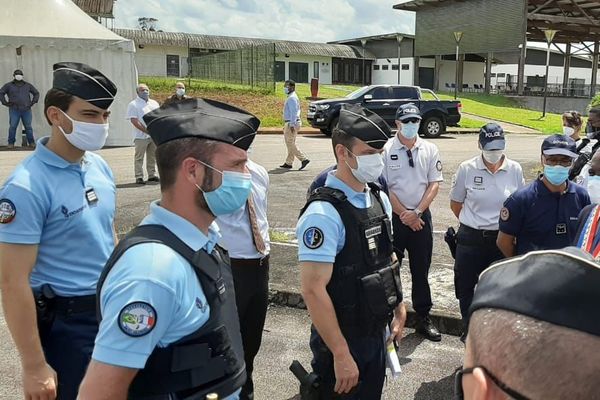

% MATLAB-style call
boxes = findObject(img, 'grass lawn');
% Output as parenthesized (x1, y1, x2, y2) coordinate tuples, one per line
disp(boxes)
(437, 92, 564, 134)
(457, 117, 485, 129)
(142, 77, 358, 128)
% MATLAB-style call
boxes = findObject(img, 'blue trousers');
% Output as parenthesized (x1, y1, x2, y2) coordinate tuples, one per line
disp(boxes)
(310, 326, 385, 400)
(8, 108, 34, 145)
(40, 311, 98, 400)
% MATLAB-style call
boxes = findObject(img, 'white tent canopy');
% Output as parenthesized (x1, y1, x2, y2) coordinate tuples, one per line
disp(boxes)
(0, 0, 137, 147)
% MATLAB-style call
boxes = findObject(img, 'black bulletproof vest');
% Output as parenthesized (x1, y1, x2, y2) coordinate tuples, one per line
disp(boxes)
(97, 225, 246, 399)
(300, 184, 401, 337)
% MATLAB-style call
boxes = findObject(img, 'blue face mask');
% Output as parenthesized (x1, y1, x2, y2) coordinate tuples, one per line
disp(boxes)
(195, 160, 252, 216)
(139, 90, 149, 101)
(543, 164, 570, 185)
(401, 121, 420, 139)
(284, 87, 290, 95)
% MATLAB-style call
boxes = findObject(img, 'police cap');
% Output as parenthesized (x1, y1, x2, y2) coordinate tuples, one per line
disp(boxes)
(337, 104, 392, 150)
(143, 98, 259, 150)
(479, 123, 505, 151)
(470, 247, 600, 337)
(541, 134, 577, 158)
(395, 103, 422, 121)
(52, 62, 117, 110)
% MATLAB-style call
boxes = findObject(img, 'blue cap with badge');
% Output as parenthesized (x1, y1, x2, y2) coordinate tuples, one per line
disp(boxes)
(479, 123, 505, 150)
(395, 103, 422, 121)
(541, 134, 577, 158)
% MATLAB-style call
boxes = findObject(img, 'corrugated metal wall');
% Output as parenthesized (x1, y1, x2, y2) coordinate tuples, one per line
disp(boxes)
(415, 0, 525, 56)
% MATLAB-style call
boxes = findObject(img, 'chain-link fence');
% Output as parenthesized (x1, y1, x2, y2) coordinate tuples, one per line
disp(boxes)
(190, 43, 276, 92)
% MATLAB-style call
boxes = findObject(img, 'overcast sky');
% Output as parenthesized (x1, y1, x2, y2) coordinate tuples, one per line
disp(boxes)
(114, 0, 416, 42)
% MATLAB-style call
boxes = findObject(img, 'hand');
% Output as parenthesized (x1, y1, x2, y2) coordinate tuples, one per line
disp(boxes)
(388, 304, 407, 347)
(400, 210, 419, 226)
(23, 362, 57, 400)
(333, 351, 359, 394)
(408, 218, 425, 232)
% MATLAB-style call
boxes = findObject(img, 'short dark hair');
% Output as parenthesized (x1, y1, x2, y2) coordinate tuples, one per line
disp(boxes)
(44, 89, 75, 125)
(331, 127, 356, 161)
(285, 80, 296, 88)
(155, 137, 220, 191)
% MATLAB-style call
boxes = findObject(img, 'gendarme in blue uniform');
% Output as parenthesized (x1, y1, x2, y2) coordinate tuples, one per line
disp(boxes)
(499, 176, 590, 255)
(95, 200, 239, 400)
(298, 171, 393, 262)
(0, 137, 115, 295)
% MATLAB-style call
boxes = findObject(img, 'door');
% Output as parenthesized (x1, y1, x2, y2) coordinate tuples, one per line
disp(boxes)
(289, 62, 309, 83)
(275, 61, 285, 82)
(166, 55, 180, 77)
(363, 87, 395, 125)
(419, 67, 434, 90)
(314, 61, 320, 80)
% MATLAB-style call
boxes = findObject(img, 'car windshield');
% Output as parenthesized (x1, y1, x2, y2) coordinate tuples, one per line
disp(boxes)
(346, 86, 370, 99)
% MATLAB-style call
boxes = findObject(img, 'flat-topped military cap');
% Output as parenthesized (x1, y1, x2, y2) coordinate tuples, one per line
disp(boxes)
(143, 98, 259, 150)
(52, 62, 117, 110)
(470, 247, 600, 336)
(337, 104, 392, 149)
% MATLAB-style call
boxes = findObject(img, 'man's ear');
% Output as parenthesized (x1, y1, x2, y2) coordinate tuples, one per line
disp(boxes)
(182, 157, 201, 187)
(46, 106, 63, 127)
(395, 120, 402, 130)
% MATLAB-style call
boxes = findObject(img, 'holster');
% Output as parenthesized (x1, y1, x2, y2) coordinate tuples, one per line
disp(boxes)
(34, 284, 56, 339)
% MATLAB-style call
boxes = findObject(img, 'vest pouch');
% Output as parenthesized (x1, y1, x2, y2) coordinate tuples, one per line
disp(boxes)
(359, 267, 397, 320)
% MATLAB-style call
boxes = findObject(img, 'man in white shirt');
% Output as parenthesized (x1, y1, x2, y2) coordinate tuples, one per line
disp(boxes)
(216, 159, 270, 400)
(126, 84, 160, 185)
(384, 103, 443, 342)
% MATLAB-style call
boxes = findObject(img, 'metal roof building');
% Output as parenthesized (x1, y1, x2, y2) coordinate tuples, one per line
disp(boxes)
(72, 0, 115, 18)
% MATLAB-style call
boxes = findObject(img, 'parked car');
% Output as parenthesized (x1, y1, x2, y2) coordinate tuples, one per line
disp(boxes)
(307, 85, 461, 138)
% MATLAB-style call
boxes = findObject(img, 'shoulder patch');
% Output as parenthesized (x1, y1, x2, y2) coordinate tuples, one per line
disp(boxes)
(436, 160, 443, 172)
(500, 207, 510, 222)
(118, 302, 157, 337)
(575, 175, 584, 185)
(0, 199, 16, 224)
(303, 227, 324, 249)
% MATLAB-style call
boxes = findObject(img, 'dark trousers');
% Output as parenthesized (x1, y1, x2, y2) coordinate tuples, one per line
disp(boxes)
(231, 256, 270, 400)
(310, 327, 385, 400)
(40, 310, 98, 400)
(392, 209, 433, 316)
(454, 224, 503, 326)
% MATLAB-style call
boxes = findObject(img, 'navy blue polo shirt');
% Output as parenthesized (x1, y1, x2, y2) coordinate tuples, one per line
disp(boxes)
(499, 177, 590, 255)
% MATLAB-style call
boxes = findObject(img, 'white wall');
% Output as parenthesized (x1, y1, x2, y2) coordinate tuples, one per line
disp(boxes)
(371, 57, 414, 85)
(438, 60, 485, 89)
(134, 45, 188, 77)
(276, 55, 332, 85)
(492, 64, 596, 85)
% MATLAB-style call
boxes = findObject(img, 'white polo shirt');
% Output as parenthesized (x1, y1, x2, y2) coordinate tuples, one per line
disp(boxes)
(126, 96, 160, 140)
(383, 135, 444, 210)
(450, 155, 525, 230)
(216, 160, 270, 259)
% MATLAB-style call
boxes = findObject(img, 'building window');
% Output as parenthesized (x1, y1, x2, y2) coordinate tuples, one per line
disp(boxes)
(490, 73, 497, 78)
(402, 64, 410, 70)
(497, 73, 506, 78)
(314, 61, 319, 79)
(392, 64, 399, 70)
(382, 65, 389, 70)
(374, 65, 380, 70)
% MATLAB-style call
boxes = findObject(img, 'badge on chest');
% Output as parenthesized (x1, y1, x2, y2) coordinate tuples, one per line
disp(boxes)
(556, 223, 567, 235)
(85, 188, 98, 205)
(365, 225, 382, 250)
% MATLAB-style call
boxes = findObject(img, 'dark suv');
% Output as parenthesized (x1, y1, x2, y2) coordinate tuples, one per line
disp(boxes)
(307, 85, 461, 138)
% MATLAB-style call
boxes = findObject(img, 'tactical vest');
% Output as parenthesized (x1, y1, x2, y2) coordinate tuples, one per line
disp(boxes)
(300, 184, 403, 337)
(97, 225, 246, 399)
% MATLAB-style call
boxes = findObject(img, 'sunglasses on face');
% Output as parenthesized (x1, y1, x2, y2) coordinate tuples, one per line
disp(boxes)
(402, 118, 421, 124)
(454, 366, 530, 400)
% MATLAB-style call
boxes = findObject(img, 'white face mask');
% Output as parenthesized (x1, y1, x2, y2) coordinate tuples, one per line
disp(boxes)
(58, 109, 109, 151)
(345, 150, 384, 183)
(588, 176, 600, 204)
(482, 149, 504, 165)
(176, 88, 185, 97)
(14, 75, 23, 81)
(563, 126, 575, 137)
(400, 121, 420, 139)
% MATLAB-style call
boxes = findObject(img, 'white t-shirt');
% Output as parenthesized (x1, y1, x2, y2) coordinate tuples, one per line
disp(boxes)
(383, 135, 444, 210)
(126, 97, 160, 140)
(450, 155, 525, 230)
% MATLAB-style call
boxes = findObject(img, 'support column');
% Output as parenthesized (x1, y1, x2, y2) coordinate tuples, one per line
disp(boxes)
(485, 52, 493, 94)
(592, 41, 599, 98)
(434, 55, 442, 92)
(413, 56, 420, 86)
(457, 53, 465, 92)
(517, 44, 526, 95)
(563, 43, 571, 96)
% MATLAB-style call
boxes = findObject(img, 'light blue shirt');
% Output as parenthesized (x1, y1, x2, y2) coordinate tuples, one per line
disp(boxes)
(297, 172, 393, 263)
(0, 137, 115, 296)
(93, 201, 239, 400)
(284, 91, 301, 124)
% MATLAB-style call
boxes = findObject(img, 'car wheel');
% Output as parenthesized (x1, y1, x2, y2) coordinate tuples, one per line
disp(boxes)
(320, 128, 332, 137)
(422, 116, 444, 138)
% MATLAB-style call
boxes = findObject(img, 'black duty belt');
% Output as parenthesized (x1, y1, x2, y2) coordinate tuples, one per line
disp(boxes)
(458, 224, 499, 246)
(229, 254, 270, 267)
(53, 294, 96, 315)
